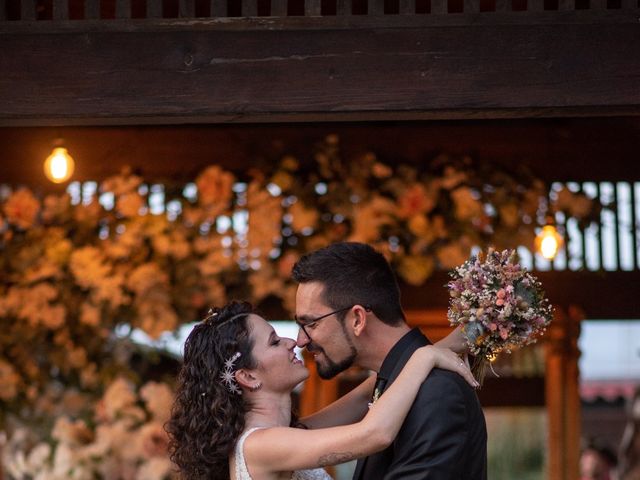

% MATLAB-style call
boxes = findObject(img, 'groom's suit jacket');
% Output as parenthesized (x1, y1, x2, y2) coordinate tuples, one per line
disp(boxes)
(352, 328, 487, 480)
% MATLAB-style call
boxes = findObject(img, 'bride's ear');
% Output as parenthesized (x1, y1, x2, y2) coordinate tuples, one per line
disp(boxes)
(235, 369, 260, 390)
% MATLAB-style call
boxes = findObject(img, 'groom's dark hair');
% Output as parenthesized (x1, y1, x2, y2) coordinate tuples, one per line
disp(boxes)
(292, 242, 405, 326)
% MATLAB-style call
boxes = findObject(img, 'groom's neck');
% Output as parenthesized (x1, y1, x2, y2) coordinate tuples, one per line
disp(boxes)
(356, 320, 412, 373)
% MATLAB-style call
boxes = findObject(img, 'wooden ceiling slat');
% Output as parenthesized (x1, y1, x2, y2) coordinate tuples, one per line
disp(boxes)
(1, 12, 638, 125)
(20, 0, 35, 20)
(147, 0, 162, 18)
(271, 0, 288, 15)
(368, 0, 384, 14)
(85, 0, 101, 18)
(399, 0, 416, 13)
(115, 0, 130, 18)
(528, 0, 544, 10)
(179, 0, 196, 17)
(242, 0, 258, 16)
(210, 0, 227, 16)
(336, 0, 351, 14)
(306, 0, 322, 15)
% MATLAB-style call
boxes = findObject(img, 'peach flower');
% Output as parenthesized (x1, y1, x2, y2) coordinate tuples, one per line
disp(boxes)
(398, 184, 435, 219)
(4, 188, 40, 229)
(196, 165, 235, 207)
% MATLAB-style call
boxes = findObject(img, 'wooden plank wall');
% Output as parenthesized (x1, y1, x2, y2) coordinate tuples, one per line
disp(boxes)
(1, 11, 639, 125)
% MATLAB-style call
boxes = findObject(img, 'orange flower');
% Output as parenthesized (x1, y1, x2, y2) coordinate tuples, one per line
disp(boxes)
(4, 188, 40, 229)
(398, 184, 434, 219)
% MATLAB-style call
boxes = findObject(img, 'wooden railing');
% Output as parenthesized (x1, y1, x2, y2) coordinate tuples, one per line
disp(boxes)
(1, 0, 638, 21)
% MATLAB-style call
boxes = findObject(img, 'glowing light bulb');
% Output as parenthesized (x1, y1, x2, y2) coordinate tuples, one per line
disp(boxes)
(535, 225, 563, 260)
(44, 147, 75, 183)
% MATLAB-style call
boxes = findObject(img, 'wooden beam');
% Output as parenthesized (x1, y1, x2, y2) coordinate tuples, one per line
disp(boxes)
(402, 271, 640, 320)
(0, 12, 639, 125)
(1, 117, 639, 187)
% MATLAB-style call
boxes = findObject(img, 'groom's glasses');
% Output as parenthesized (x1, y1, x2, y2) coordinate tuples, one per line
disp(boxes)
(295, 305, 371, 340)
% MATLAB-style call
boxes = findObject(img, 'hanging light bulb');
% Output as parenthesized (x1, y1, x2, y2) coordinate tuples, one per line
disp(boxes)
(44, 144, 75, 184)
(535, 224, 564, 260)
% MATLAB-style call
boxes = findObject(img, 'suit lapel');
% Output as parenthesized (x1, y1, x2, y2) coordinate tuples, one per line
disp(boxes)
(351, 330, 431, 480)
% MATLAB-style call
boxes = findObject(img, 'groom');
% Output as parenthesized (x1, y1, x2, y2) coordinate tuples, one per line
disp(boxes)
(292, 242, 487, 479)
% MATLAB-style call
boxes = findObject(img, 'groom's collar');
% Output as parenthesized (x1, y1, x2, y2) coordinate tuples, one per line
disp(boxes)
(377, 327, 429, 380)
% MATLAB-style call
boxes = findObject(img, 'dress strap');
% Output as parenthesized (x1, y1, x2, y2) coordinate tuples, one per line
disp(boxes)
(235, 427, 264, 480)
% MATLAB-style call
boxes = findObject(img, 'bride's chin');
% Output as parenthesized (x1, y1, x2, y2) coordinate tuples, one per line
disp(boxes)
(296, 368, 310, 384)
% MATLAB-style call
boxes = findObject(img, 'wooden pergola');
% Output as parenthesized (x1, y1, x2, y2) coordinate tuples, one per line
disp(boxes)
(2, 2, 640, 478)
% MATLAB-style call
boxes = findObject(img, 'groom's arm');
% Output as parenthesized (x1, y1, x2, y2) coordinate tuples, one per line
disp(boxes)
(383, 369, 469, 480)
(300, 374, 375, 429)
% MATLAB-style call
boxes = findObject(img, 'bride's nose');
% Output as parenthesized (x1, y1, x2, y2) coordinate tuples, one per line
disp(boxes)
(285, 338, 296, 350)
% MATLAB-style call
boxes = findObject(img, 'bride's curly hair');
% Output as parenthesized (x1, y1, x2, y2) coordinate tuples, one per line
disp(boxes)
(166, 301, 258, 480)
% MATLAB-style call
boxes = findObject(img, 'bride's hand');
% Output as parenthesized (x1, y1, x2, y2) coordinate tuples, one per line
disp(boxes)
(420, 346, 479, 388)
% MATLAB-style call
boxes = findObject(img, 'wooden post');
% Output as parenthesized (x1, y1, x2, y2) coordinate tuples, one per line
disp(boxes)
(545, 306, 583, 480)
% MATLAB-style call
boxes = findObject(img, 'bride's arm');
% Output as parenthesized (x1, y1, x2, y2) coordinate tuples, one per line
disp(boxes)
(300, 325, 470, 429)
(299, 374, 375, 430)
(244, 346, 477, 473)
(434, 325, 469, 355)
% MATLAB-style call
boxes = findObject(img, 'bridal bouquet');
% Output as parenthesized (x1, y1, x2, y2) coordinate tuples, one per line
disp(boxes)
(447, 249, 553, 384)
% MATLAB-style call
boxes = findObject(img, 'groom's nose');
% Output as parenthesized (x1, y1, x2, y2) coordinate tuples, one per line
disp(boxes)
(296, 328, 310, 348)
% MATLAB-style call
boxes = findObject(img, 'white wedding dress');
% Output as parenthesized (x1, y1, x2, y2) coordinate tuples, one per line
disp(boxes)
(234, 428, 333, 480)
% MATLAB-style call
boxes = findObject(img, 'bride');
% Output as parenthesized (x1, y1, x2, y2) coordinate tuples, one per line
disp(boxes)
(166, 301, 477, 480)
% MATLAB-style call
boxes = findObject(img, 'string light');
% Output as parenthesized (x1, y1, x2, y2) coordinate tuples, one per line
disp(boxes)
(44, 144, 75, 183)
(535, 224, 563, 260)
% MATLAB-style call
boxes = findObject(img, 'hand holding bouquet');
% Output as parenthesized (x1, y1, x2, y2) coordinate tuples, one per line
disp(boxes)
(447, 249, 553, 384)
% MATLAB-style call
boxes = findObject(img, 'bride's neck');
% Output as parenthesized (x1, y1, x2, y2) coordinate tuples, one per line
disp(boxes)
(245, 391, 293, 429)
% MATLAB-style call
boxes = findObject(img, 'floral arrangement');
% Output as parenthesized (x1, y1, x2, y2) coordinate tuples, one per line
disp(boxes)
(1, 378, 176, 480)
(447, 249, 554, 383)
(0, 135, 596, 420)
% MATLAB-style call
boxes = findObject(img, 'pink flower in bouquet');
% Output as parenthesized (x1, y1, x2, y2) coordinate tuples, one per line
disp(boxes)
(499, 327, 510, 340)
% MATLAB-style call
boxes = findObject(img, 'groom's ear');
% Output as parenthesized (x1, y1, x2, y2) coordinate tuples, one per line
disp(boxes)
(351, 305, 369, 337)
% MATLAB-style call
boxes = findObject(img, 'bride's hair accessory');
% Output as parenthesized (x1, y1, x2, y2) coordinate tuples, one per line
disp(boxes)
(204, 309, 250, 329)
(220, 351, 242, 395)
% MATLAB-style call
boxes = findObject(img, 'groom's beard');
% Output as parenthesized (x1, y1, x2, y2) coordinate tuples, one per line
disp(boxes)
(315, 346, 357, 379)
(310, 323, 358, 379)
